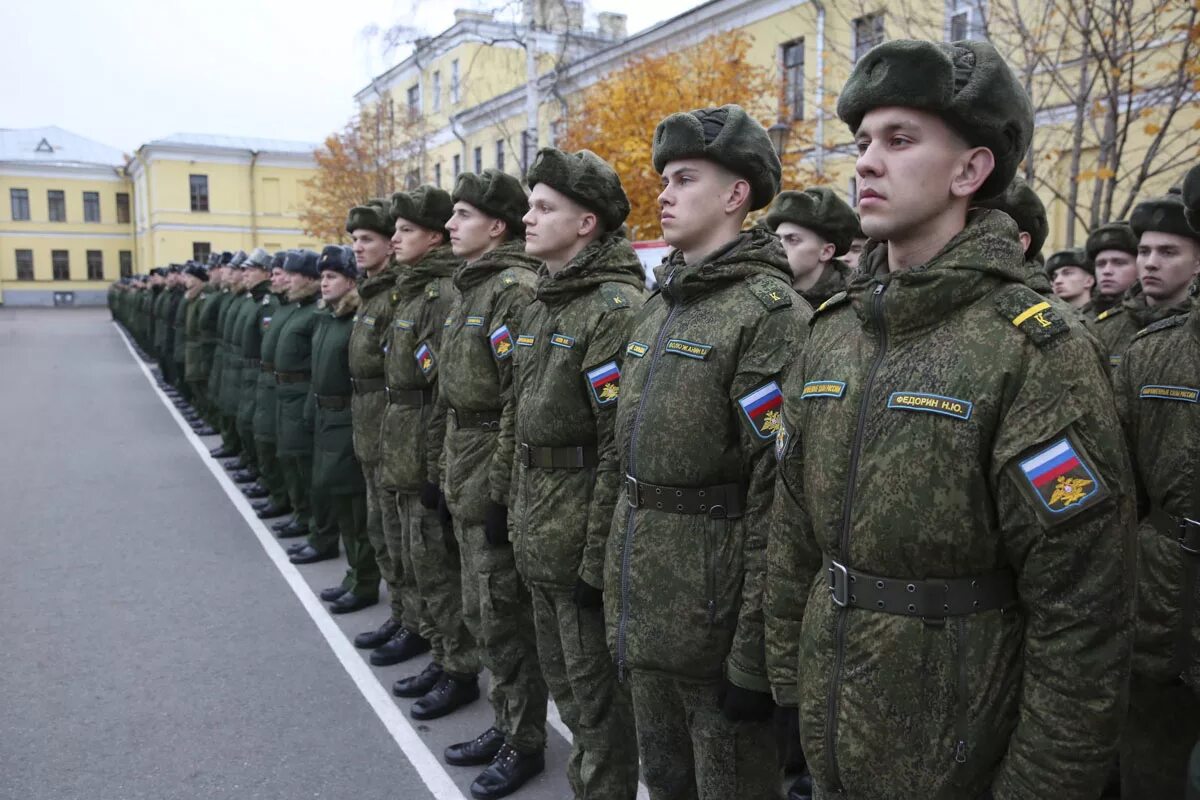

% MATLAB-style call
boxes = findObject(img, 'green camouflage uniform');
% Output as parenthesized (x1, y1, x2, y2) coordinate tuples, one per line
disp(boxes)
(311, 289, 378, 597)
(273, 283, 323, 548)
(1087, 292, 1192, 372)
(797, 260, 851, 310)
(1113, 310, 1200, 799)
(349, 265, 401, 624)
(253, 288, 290, 510)
(434, 239, 547, 753)
(379, 245, 472, 673)
(767, 210, 1136, 800)
(607, 227, 809, 799)
(509, 233, 646, 799)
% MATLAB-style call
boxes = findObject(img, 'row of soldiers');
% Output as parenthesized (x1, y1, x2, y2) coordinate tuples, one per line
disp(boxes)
(107, 36, 1200, 800)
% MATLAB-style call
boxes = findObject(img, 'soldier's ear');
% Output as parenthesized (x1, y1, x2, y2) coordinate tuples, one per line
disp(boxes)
(724, 178, 752, 216)
(578, 211, 599, 239)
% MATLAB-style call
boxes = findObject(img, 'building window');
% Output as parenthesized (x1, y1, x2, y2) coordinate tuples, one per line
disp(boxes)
(782, 39, 805, 121)
(496, 139, 505, 172)
(116, 192, 131, 223)
(550, 119, 564, 146)
(189, 174, 209, 212)
(10, 188, 30, 221)
(193, 242, 211, 262)
(521, 130, 534, 173)
(407, 84, 421, 118)
(119, 250, 133, 277)
(405, 168, 421, 190)
(435, 162, 442, 188)
(86, 250, 104, 280)
(432, 71, 442, 112)
(52, 250, 70, 280)
(848, 176, 858, 207)
(451, 59, 461, 104)
(453, 154, 462, 179)
(83, 191, 101, 222)
(947, 0, 986, 40)
(48, 190, 66, 222)
(15, 249, 33, 281)
(474, 146, 483, 174)
(853, 13, 886, 62)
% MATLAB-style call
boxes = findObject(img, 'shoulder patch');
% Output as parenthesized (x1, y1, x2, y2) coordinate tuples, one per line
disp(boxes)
(1095, 306, 1124, 323)
(737, 381, 784, 440)
(1013, 431, 1110, 526)
(426, 284, 440, 300)
(1134, 313, 1187, 340)
(599, 283, 634, 311)
(586, 361, 621, 406)
(499, 270, 518, 287)
(748, 277, 793, 311)
(489, 325, 514, 360)
(415, 342, 436, 377)
(994, 287, 1069, 347)
(813, 291, 849, 316)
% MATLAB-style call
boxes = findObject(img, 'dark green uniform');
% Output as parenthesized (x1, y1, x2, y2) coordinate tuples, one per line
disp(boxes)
(1113, 311, 1200, 799)
(434, 239, 547, 753)
(1087, 293, 1192, 372)
(186, 284, 217, 418)
(510, 232, 645, 799)
(274, 282, 323, 548)
(198, 282, 226, 426)
(207, 286, 240, 451)
(797, 260, 851, 310)
(171, 285, 190, 398)
(231, 279, 271, 472)
(608, 227, 807, 799)
(253, 287, 290, 511)
(218, 283, 249, 442)
(767, 210, 1136, 800)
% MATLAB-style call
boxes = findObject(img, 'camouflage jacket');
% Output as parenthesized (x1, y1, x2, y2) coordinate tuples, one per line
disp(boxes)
(766, 210, 1136, 800)
(234, 279, 272, 427)
(272, 282, 322, 457)
(349, 264, 399, 466)
(379, 246, 460, 492)
(311, 290, 366, 496)
(605, 226, 810, 690)
(254, 290, 291, 443)
(798, 259, 852, 309)
(508, 234, 647, 589)
(1114, 310, 1200, 691)
(1087, 292, 1192, 371)
(435, 240, 539, 523)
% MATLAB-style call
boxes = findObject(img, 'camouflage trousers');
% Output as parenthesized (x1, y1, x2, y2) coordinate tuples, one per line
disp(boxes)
(396, 492, 476, 675)
(279, 454, 313, 531)
(380, 485, 422, 634)
(253, 438, 290, 509)
(529, 583, 639, 799)
(310, 490, 379, 599)
(455, 519, 548, 752)
(364, 466, 402, 624)
(1121, 673, 1200, 799)
(628, 671, 779, 800)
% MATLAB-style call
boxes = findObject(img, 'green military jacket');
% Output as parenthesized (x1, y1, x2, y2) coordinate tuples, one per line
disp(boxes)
(152, 286, 170, 357)
(311, 290, 365, 496)
(254, 289, 290, 443)
(798, 259, 851, 310)
(219, 286, 249, 415)
(767, 210, 1136, 800)
(273, 283, 322, 457)
(234, 279, 272, 428)
(198, 284, 224, 387)
(379, 246, 460, 492)
(508, 234, 646, 589)
(348, 264, 399, 467)
(1114, 310, 1200, 691)
(435, 240, 539, 523)
(206, 288, 235, 410)
(605, 226, 810, 690)
(1087, 291, 1192, 371)
(140, 288, 157, 350)
(185, 286, 215, 382)
(171, 289, 189, 365)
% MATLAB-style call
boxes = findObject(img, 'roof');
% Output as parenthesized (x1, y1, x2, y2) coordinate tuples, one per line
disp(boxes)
(0, 126, 126, 167)
(146, 132, 318, 155)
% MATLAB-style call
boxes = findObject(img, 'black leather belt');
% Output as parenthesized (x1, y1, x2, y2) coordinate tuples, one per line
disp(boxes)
(520, 443, 598, 470)
(625, 475, 745, 519)
(451, 407, 501, 430)
(316, 394, 351, 410)
(387, 387, 433, 407)
(261, 361, 275, 374)
(824, 555, 1018, 618)
(351, 376, 386, 394)
(1149, 508, 1200, 555)
(274, 370, 311, 384)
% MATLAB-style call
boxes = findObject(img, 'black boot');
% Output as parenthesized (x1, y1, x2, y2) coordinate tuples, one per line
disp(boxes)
(370, 628, 431, 666)
(289, 545, 338, 565)
(468, 743, 545, 800)
(353, 619, 402, 650)
(393, 662, 443, 698)
(255, 501, 291, 519)
(275, 520, 308, 538)
(444, 725, 503, 765)
(416, 674, 481, 722)
(319, 585, 350, 602)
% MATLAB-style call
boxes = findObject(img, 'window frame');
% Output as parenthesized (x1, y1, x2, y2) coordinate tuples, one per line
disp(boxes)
(51, 249, 70, 281)
(496, 139, 505, 172)
(453, 154, 462, 179)
(474, 146, 483, 174)
(782, 38, 806, 122)
(192, 242, 211, 263)
(451, 59, 461, 104)
(48, 190, 67, 222)
(15, 249, 34, 281)
(852, 13, 886, 63)
(189, 174, 210, 212)
(86, 250, 104, 280)
(432, 70, 442, 112)
(119, 250, 133, 277)
(83, 191, 101, 223)
(116, 192, 131, 224)
(10, 188, 30, 221)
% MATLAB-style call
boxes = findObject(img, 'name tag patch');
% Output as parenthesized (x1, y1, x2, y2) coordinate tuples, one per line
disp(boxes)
(1140, 384, 1199, 403)
(1018, 437, 1105, 517)
(550, 333, 575, 349)
(465, 315, 485, 328)
(516, 334, 536, 348)
(359, 314, 377, 328)
(394, 319, 414, 330)
(489, 325, 513, 359)
(443, 315, 453, 328)
(801, 381, 846, 399)
(415, 342, 435, 376)
(586, 361, 620, 406)
(665, 339, 712, 360)
(1109, 355, 1123, 368)
(627, 341, 649, 359)
(887, 392, 973, 421)
(738, 381, 783, 440)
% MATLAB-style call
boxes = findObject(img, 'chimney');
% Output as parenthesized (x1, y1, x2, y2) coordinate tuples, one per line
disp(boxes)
(597, 11, 627, 40)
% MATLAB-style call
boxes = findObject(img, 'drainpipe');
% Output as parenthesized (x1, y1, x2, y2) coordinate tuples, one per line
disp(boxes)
(248, 150, 260, 247)
(813, 0, 826, 178)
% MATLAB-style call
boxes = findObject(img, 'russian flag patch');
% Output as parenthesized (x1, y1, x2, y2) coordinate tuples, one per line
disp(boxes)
(1017, 435, 1106, 520)
(587, 361, 620, 406)
(414, 342, 435, 377)
(738, 381, 784, 440)
(489, 325, 513, 360)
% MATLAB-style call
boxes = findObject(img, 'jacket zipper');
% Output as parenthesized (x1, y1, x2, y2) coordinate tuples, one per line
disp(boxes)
(617, 299, 681, 682)
(955, 616, 970, 765)
(826, 282, 888, 792)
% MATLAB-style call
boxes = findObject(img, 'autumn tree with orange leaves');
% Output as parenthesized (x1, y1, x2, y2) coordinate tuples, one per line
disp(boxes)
(560, 30, 818, 238)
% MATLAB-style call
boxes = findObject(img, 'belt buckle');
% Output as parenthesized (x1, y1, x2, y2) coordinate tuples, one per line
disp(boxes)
(1180, 517, 1200, 556)
(829, 559, 850, 607)
(519, 443, 532, 467)
(625, 475, 640, 508)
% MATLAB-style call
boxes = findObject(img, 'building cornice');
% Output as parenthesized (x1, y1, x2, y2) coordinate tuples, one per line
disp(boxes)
(0, 162, 128, 182)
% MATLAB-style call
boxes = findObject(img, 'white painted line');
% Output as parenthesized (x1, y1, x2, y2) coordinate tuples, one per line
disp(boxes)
(114, 324, 469, 800)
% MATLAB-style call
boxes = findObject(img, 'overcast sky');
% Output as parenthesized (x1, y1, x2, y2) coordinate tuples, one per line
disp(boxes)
(0, 0, 700, 155)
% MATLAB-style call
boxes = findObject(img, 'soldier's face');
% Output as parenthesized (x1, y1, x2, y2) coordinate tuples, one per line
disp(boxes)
(1051, 266, 1095, 304)
(523, 183, 596, 269)
(391, 217, 443, 266)
(320, 270, 354, 302)
(351, 229, 391, 273)
(244, 267, 268, 286)
(287, 272, 317, 294)
(1094, 249, 1137, 297)
(776, 222, 833, 288)
(843, 237, 866, 270)
(853, 107, 992, 247)
(1138, 232, 1200, 306)
(446, 202, 503, 262)
(657, 159, 748, 250)
(270, 267, 288, 292)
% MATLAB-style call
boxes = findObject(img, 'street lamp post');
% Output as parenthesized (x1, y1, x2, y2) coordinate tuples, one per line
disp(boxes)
(767, 121, 791, 158)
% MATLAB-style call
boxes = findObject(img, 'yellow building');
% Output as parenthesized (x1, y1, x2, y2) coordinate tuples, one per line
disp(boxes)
(0, 126, 135, 306)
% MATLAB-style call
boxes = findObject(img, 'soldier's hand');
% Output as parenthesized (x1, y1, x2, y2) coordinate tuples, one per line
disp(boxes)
(420, 481, 441, 510)
(437, 491, 453, 529)
(717, 676, 775, 722)
(571, 577, 604, 609)
(484, 501, 510, 546)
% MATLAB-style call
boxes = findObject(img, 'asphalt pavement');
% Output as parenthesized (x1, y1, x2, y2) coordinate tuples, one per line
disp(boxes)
(0, 308, 577, 800)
